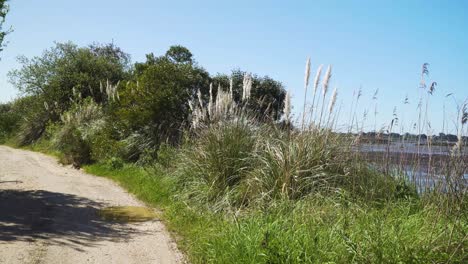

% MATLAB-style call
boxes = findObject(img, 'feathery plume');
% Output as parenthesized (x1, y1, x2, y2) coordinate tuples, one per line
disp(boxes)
(216, 84, 222, 116)
(372, 88, 379, 100)
(302, 57, 311, 128)
(242, 73, 253, 101)
(318, 65, 332, 128)
(304, 57, 311, 88)
(309, 64, 323, 125)
(208, 83, 213, 117)
(420, 63, 429, 88)
(328, 87, 338, 114)
(197, 89, 203, 108)
(313, 65, 323, 93)
(462, 102, 467, 125)
(322, 65, 332, 96)
(229, 78, 234, 100)
(188, 100, 194, 111)
(428, 81, 437, 95)
(283, 90, 291, 123)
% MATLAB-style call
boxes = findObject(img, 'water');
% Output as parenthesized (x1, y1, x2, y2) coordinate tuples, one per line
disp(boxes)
(359, 143, 467, 192)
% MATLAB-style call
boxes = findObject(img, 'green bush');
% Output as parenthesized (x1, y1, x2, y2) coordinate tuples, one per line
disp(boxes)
(106, 156, 124, 169)
(89, 128, 126, 162)
(5, 95, 52, 146)
(0, 102, 21, 142)
(54, 98, 105, 167)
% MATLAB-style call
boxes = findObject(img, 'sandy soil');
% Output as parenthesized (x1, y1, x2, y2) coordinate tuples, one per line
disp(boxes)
(0, 146, 184, 264)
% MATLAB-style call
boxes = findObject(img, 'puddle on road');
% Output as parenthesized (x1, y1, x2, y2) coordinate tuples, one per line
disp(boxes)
(98, 206, 159, 222)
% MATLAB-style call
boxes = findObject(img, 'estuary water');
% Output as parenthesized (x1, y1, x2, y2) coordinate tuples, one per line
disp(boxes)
(358, 143, 467, 191)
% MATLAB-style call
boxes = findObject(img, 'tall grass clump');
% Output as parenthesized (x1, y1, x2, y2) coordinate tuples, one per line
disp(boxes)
(251, 130, 408, 203)
(178, 119, 258, 210)
(54, 97, 105, 166)
(180, 67, 416, 212)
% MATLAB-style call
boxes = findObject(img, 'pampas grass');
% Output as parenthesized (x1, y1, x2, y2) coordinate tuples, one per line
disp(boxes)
(242, 73, 253, 102)
(208, 83, 213, 117)
(310, 64, 323, 125)
(283, 90, 291, 124)
(318, 65, 332, 128)
(301, 57, 311, 129)
(327, 87, 338, 126)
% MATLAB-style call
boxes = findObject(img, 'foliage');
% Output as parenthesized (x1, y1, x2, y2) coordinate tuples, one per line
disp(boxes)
(195, 198, 465, 264)
(0, 102, 20, 142)
(8, 42, 130, 119)
(212, 69, 286, 121)
(165, 45, 194, 64)
(178, 119, 258, 209)
(115, 46, 211, 159)
(106, 156, 124, 169)
(6, 43, 287, 161)
(3, 41, 466, 263)
(179, 117, 417, 212)
(12, 95, 51, 146)
(54, 98, 105, 166)
(0, 0, 9, 54)
(86, 161, 467, 264)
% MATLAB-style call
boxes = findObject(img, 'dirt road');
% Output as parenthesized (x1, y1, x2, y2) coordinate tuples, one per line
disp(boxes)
(0, 146, 183, 264)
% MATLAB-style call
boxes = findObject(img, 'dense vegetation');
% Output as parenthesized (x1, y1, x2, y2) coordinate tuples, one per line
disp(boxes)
(1, 42, 466, 263)
(0, 0, 9, 54)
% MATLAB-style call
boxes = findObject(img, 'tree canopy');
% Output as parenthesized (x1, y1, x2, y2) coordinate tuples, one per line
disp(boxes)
(9, 42, 130, 114)
(117, 49, 210, 146)
(0, 0, 10, 54)
(6, 42, 287, 153)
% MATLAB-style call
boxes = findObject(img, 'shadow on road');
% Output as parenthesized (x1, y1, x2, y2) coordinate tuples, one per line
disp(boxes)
(0, 189, 152, 251)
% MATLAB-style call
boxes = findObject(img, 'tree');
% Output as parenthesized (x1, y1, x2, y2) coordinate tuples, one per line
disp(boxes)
(134, 46, 194, 75)
(165, 45, 193, 64)
(0, 0, 10, 54)
(116, 46, 210, 157)
(7, 42, 130, 144)
(9, 42, 130, 117)
(212, 69, 286, 121)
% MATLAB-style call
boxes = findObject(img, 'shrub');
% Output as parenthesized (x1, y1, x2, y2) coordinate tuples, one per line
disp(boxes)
(106, 156, 124, 169)
(89, 127, 126, 162)
(178, 119, 257, 209)
(5, 95, 52, 146)
(0, 102, 21, 142)
(54, 98, 105, 167)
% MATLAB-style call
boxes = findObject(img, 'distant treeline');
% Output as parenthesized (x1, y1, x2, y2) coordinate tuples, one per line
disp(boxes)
(343, 132, 468, 145)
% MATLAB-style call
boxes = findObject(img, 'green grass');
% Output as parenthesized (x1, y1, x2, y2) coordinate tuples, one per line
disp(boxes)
(3, 117, 466, 263)
(83, 163, 226, 261)
(3, 106, 465, 263)
(84, 162, 467, 264)
(3, 128, 466, 263)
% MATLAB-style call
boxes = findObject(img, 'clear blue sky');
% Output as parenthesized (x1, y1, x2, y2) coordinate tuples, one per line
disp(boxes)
(1, 0, 467, 134)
